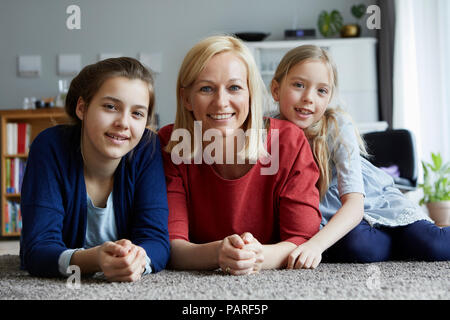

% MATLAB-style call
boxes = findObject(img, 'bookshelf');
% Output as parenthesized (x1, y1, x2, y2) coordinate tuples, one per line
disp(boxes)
(0, 108, 69, 237)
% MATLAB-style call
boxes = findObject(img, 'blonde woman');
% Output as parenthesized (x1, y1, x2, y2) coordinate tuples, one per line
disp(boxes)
(158, 35, 321, 275)
(271, 45, 450, 269)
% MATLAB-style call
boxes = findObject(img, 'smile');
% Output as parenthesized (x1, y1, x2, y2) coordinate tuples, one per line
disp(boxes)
(105, 133, 129, 141)
(208, 113, 235, 120)
(294, 108, 313, 115)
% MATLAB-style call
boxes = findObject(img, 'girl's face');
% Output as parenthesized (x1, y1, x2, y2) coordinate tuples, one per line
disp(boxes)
(181, 51, 250, 136)
(272, 59, 332, 129)
(76, 76, 150, 162)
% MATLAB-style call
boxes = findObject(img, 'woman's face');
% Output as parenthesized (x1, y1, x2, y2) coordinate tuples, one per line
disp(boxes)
(182, 51, 250, 137)
(272, 59, 332, 129)
(76, 76, 150, 162)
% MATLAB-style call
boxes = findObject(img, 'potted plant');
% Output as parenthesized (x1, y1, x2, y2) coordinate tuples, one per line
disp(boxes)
(317, 10, 343, 38)
(341, 4, 366, 37)
(419, 152, 450, 227)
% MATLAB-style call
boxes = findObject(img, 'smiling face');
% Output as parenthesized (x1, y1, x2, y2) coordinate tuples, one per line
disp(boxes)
(181, 51, 250, 136)
(76, 76, 150, 163)
(272, 59, 332, 129)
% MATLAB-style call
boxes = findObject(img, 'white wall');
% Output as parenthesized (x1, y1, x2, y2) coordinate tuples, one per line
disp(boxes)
(0, 0, 376, 127)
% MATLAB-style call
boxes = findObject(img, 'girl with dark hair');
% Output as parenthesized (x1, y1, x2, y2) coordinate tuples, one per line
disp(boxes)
(20, 57, 170, 281)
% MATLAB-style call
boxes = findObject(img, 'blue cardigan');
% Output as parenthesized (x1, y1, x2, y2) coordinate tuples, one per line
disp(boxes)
(20, 125, 170, 277)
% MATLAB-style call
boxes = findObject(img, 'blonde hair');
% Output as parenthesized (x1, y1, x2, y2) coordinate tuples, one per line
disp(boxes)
(165, 35, 268, 162)
(272, 45, 367, 199)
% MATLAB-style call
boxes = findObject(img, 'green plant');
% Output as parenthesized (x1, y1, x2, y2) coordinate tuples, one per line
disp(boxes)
(317, 10, 343, 37)
(419, 152, 450, 205)
(351, 4, 366, 22)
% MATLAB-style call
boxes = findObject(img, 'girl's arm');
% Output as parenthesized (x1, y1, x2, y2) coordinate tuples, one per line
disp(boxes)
(287, 192, 364, 269)
(287, 114, 366, 269)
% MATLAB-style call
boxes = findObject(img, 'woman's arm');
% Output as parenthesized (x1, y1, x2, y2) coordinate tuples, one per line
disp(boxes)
(169, 237, 258, 275)
(287, 192, 364, 269)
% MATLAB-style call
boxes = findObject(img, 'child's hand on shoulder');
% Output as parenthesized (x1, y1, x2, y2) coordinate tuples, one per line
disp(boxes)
(287, 240, 322, 269)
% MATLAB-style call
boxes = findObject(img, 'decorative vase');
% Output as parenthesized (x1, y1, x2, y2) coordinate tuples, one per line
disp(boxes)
(426, 201, 450, 227)
(340, 24, 361, 38)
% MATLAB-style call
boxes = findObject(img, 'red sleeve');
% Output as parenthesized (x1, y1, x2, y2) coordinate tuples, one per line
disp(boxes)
(278, 129, 322, 246)
(158, 125, 190, 241)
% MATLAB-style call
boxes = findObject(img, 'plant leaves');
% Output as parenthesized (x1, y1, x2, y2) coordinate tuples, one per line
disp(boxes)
(318, 11, 331, 37)
(351, 4, 366, 19)
(419, 152, 450, 202)
(318, 10, 343, 37)
(330, 10, 344, 34)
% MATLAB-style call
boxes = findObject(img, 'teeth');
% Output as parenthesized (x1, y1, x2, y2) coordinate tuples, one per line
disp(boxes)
(209, 113, 233, 120)
(295, 108, 312, 115)
(107, 133, 127, 140)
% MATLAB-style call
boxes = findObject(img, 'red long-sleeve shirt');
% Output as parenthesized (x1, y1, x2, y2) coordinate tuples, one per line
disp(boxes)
(158, 118, 321, 246)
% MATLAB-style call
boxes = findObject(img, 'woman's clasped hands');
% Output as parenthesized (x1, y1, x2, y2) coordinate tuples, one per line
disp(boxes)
(218, 232, 264, 275)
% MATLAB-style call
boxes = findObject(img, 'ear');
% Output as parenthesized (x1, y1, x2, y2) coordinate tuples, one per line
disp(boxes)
(271, 79, 280, 102)
(75, 97, 86, 121)
(180, 88, 193, 111)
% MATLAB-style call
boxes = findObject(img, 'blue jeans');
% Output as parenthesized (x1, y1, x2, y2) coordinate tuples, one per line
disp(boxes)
(322, 219, 450, 262)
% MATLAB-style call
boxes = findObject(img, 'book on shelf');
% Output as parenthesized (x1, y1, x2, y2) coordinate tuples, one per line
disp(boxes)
(6, 122, 31, 155)
(4, 200, 22, 234)
(5, 157, 26, 194)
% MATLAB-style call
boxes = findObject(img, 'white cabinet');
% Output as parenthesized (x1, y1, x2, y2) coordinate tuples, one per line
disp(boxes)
(246, 38, 379, 124)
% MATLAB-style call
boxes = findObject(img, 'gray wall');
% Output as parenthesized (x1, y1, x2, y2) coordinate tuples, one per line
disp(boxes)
(0, 0, 376, 127)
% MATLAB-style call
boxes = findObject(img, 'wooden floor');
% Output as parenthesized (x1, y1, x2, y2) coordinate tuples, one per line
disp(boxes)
(0, 240, 20, 255)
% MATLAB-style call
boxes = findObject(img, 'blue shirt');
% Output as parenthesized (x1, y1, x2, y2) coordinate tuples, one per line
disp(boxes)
(319, 112, 432, 228)
(58, 192, 152, 276)
(20, 125, 170, 277)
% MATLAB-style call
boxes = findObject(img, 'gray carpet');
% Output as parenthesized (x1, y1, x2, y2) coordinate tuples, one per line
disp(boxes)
(1, 255, 448, 300)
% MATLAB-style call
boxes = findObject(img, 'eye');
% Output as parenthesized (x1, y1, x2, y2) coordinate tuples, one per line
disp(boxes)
(200, 86, 213, 93)
(229, 85, 241, 92)
(293, 82, 304, 89)
(132, 111, 146, 119)
(318, 88, 328, 95)
(104, 103, 117, 110)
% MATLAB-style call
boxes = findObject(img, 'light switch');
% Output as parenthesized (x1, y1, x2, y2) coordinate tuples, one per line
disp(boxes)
(18, 55, 41, 77)
(138, 52, 162, 74)
(58, 54, 81, 76)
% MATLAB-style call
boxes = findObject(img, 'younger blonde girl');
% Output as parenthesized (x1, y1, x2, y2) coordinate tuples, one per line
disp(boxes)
(271, 45, 449, 268)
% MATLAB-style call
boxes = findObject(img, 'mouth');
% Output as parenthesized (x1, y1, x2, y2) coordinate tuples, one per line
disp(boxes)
(105, 132, 130, 142)
(208, 113, 235, 120)
(294, 107, 313, 115)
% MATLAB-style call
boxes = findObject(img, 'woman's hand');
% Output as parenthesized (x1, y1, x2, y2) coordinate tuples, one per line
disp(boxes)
(218, 234, 256, 276)
(240, 232, 264, 274)
(97, 239, 147, 282)
(286, 240, 323, 269)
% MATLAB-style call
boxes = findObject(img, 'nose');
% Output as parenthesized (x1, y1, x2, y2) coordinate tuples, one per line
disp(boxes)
(114, 113, 129, 130)
(215, 87, 229, 109)
(301, 88, 314, 104)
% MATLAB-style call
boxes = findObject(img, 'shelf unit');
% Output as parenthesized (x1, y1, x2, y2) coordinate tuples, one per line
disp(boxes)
(0, 108, 69, 237)
(246, 37, 379, 124)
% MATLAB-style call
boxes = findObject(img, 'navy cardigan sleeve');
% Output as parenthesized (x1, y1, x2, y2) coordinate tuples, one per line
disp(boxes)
(20, 126, 76, 277)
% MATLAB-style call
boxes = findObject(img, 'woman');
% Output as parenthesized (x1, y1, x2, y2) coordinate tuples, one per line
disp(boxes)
(159, 35, 322, 275)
